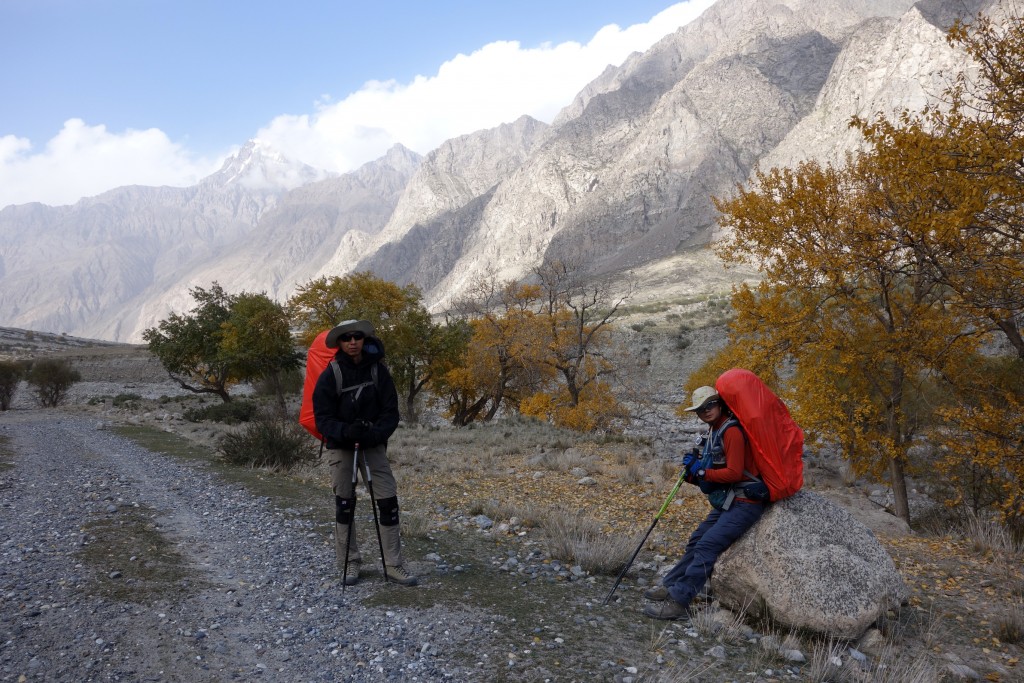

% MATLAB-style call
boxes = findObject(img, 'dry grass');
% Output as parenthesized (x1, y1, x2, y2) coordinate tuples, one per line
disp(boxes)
(400, 509, 434, 539)
(996, 602, 1024, 644)
(473, 498, 542, 528)
(867, 647, 940, 683)
(541, 507, 639, 575)
(963, 508, 1023, 557)
(804, 636, 847, 682)
(646, 622, 674, 652)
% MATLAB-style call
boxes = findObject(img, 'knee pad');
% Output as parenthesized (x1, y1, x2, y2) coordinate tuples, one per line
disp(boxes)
(335, 496, 356, 524)
(376, 496, 400, 526)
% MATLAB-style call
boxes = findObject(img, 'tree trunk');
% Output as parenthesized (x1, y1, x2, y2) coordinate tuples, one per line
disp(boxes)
(888, 456, 911, 524)
(995, 317, 1024, 359)
(268, 371, 287, 416)
(405, 393, 418, 424)
(887, 370, 910, 524)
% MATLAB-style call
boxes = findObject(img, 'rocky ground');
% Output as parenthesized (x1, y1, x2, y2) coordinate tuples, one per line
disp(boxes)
(1, 334, 1022, 682)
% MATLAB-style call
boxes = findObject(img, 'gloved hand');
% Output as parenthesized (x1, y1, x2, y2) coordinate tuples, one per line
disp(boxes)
(681, 450, 698, 472)
(344, 419, 371, 441)
(683, 451, 704, 485)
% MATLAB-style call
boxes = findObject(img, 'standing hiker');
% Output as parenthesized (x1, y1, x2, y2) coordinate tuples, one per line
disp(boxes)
(643, 385, 767, 620)
(312, 319, 418, 586)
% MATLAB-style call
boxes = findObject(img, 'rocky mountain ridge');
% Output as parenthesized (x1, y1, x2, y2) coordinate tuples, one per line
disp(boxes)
(0, 0, 1003, 341)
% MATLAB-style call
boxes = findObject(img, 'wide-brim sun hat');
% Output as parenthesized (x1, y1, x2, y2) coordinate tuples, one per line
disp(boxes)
(325, 319, 375, 348)
(684, 385, 720, 412)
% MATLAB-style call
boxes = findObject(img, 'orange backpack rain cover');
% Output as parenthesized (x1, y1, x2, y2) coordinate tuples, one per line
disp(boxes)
(299, 330, 335, 441)
(715, 368, 804, 502)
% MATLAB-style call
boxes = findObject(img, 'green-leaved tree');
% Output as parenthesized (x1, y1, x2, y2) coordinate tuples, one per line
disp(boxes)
(144, 283, 298, 404)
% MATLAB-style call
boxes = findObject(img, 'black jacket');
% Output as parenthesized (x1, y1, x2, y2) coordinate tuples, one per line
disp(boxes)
(311, 335, 400, 450)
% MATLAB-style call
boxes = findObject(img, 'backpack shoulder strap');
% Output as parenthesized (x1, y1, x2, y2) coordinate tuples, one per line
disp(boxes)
(330, 359, 345, 393)
(331, 358, 377, 400)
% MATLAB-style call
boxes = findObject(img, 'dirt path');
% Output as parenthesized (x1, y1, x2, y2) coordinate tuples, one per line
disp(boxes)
(0, 411, 501, 682)
(4, 405, 1022, 682)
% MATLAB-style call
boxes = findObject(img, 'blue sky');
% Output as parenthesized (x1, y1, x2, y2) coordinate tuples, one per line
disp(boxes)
(0, 0, 716, 208)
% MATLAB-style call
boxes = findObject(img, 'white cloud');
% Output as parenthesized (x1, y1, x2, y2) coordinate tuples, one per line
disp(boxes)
(0, 119, 218, 208)
(0, 0, 715, 209)
(259, 0, 715, 173)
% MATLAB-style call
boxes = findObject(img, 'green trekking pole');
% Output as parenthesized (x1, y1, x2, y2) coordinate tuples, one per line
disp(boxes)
(603, 470, 687, 605)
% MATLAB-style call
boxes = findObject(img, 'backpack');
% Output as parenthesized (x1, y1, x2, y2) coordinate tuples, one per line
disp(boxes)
(714, 368, 804, 502)
(298, 329, 379, 441)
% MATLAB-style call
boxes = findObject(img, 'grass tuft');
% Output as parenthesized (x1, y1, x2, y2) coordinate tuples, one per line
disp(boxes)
(541, 507, 637, 575)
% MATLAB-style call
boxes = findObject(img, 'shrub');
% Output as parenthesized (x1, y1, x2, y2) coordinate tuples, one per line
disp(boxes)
(183, 400, 258, 424)
(0, 361, 22, 410)
(26, 358, 81, 407)
(113, 393, 142, 407)
(218, 413, 318, 470)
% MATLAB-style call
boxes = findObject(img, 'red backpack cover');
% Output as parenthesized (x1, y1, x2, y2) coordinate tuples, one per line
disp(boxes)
(715, 368, 804, 502)
(299, 330, 335, 441)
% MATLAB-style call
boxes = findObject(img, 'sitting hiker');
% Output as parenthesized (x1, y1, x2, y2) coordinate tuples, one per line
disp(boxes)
(312, 319, 417, 587)
(643, 386, 767, 620)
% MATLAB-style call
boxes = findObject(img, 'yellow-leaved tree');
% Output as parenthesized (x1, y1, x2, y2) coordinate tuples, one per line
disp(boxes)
(287, 272, 441, 421)
(713, 156, 980, 524)
(521, 259, 632, 433)
(437, 278, 551, 425)
(708, 5, 1024, 525)
(850, 6, 1024, 524)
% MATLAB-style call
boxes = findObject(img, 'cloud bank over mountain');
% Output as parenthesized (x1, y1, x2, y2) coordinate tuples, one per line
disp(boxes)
(0, 2, 713, 209)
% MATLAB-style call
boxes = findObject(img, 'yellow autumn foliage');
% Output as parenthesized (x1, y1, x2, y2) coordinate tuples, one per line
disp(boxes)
(704, 6, 1024, 524)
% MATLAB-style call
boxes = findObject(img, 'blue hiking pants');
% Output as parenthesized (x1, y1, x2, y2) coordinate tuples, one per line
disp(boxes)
(663, 500, 765, 607)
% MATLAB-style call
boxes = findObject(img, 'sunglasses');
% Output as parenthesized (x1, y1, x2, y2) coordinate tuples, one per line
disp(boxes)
(696, 400, 721, 413)
(338, 332, 365, 342)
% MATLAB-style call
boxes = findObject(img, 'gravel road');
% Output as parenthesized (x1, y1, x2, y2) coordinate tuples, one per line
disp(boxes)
(0, 411, 498, 682)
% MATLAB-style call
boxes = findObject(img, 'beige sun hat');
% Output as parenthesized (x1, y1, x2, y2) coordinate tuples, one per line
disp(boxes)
(684, 386, 720, 412)
(325, 319, 375, 348)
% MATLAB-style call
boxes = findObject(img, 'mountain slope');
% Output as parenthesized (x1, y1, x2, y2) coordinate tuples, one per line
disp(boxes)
(0, 0, 1003, 340)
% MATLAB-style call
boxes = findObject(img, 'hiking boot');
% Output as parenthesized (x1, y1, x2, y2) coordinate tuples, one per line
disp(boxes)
(643, 600, 691, 621)
(385, 564, 419, 586)
(644, 585, 669, 601)
(342, 561, 361, 586)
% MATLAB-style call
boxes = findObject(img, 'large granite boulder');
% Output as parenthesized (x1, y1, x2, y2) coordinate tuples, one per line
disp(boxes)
(711, 491, 909, 639)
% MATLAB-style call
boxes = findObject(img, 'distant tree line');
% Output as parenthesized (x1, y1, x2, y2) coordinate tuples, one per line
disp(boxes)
(0, 358, 82, 409)
(143, 258, 634, 434)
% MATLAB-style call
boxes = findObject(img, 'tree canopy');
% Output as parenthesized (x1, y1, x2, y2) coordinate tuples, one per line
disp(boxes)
(442, 261, 632, 432)
(288, 272, 441, 421)
(706, 5, 1024, 525)
(144, 283, 297, 403)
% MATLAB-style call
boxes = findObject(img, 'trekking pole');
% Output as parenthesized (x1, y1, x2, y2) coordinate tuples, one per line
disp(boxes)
(357, 443, 390, 583)
(603, 470, 687, 605)
(341, 446, 359, 592)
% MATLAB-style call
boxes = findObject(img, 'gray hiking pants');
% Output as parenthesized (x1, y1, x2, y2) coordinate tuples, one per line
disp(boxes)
(327, 445, 401, 566)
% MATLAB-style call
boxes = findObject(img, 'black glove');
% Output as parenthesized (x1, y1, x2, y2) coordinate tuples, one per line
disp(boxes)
(344, 419, 371, 441)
